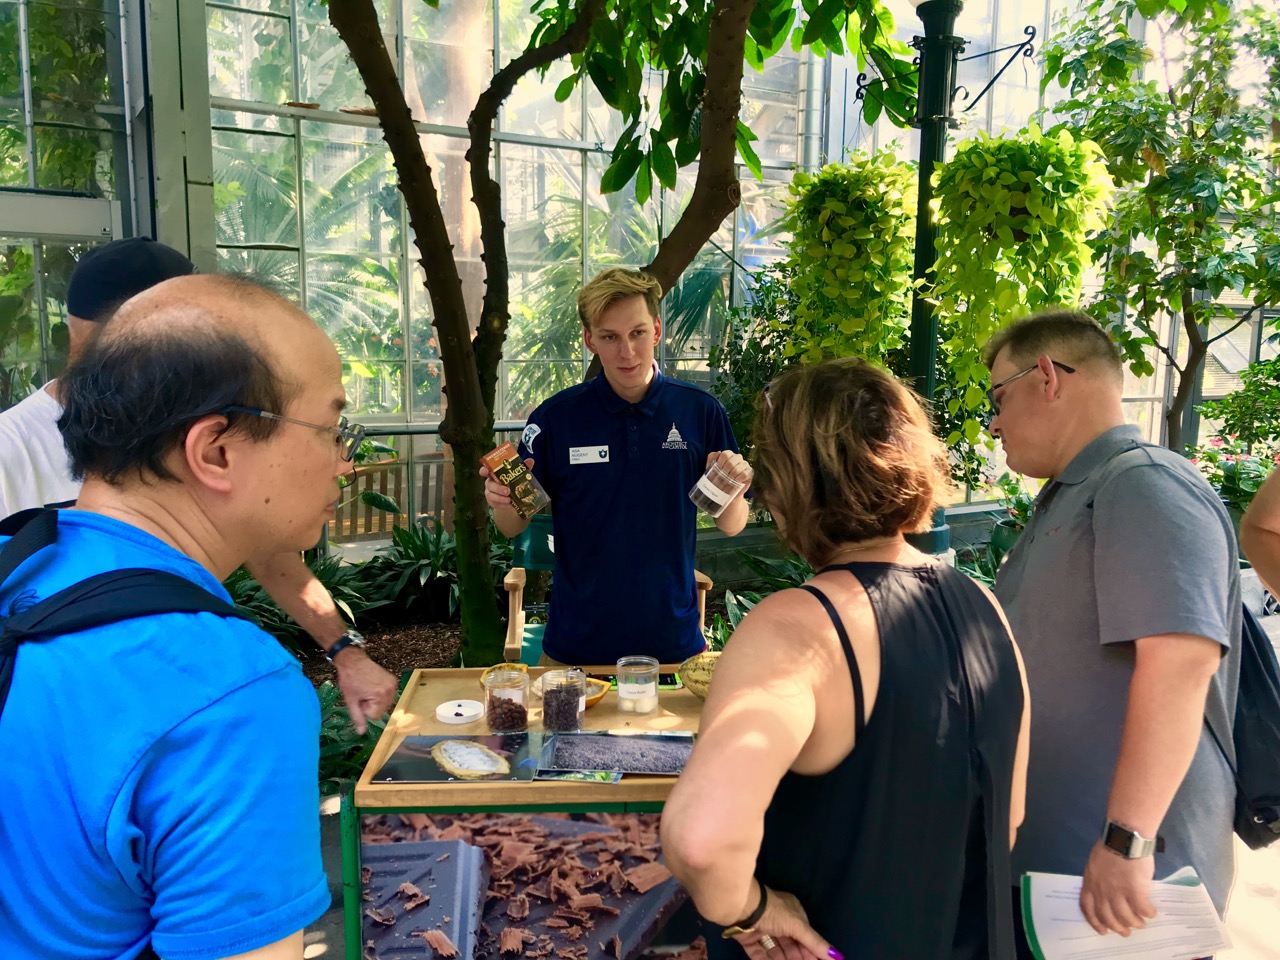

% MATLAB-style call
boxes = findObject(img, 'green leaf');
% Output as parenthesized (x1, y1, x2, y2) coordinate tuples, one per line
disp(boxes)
(736, 121, 763, 180)
(650, 133, 678, 190)
(553, 73, 578, 103)
(360, 490, 402, 513)
(635, 153, 653, 206)
(600, 142, 643, 194)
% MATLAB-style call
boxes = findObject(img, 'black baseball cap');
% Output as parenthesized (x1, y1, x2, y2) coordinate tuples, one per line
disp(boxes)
(66, 237, 196, 321)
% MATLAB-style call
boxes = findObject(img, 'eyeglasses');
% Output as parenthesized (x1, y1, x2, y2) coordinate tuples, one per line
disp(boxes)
(986, 360, 1076, 414)
(223, 405, 366, 461)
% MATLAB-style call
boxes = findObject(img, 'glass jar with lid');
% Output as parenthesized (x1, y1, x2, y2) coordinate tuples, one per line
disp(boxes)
(616, 655, 660, 714)
(542, 668, 586, 732)
(482, 666, 529, 732)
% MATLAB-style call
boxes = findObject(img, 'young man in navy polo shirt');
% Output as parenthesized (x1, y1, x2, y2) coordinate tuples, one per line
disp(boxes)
(483, 268, 752, 666)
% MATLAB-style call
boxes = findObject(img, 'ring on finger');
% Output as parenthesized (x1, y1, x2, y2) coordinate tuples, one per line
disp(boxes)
(757, 935, 778, 951)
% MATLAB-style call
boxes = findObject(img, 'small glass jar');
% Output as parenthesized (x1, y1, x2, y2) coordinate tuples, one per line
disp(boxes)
(483, 666, 529, 732)
(616, 655, 660, 715)
(542, 668, 586, 733)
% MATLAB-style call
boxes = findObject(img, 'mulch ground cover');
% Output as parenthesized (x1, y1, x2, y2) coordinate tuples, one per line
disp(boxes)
(299, 591, 732, 690)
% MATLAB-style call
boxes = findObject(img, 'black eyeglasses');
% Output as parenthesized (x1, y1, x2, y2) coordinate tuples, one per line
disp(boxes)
(223, 405, 366, 461)
(986, 360, 1075, 414)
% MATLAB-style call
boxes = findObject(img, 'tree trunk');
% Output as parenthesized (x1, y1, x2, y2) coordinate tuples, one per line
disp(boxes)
(644, 0, 758, 289)
(330, 0, 504, 663)
(1165, 296, 1207, 454)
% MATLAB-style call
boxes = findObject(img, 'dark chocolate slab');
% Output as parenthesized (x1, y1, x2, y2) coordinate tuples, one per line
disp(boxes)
(361, 838, 490, 959)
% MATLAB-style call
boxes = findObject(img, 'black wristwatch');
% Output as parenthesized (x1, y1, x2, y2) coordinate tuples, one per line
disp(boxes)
(721, 881, 768, 938)
(325, 628, 367, 664)
(1101, 820, 1165, 859)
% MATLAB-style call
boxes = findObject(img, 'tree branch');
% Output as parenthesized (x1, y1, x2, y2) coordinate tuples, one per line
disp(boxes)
(468, 0, 606, 414)
(1205, 304, 1263, 347)
(644, 0, 759, 292)
(328, 0, 487, 430)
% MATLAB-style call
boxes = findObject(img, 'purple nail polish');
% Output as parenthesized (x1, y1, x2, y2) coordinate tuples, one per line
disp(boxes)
(828, 950, 843, 960)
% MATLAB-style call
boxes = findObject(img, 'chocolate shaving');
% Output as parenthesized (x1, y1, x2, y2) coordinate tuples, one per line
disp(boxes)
(364, 939, 379, 960)
(364, 906, 396, 926)
(507, 894, 530, 921)
(437, 852, 451, 862)
(542, 917, 571, 929)
(361, 866, 373, 884)
(420, 929, 460, 958)
(555, 947, 589, 960)
(500, 928, 531, 953)
(608, 935, 623, 957)
(568, 893, 604, 912)
(563, 926, 584, 942)
(397, 882, 430, 910)
(624, 860, 672, 894)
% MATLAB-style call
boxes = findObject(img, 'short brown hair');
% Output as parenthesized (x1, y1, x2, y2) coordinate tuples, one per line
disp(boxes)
(577, 268, 663, 329)
(982, 308, 1122, 384)
(752, 358, 951, 566)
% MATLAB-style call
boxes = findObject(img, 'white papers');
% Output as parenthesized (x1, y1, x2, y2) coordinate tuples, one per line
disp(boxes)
(1021, 868, 1231, 960)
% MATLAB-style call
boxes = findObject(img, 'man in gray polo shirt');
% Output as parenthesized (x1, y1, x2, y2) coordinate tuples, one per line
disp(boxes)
(986, 310, 1240, 949)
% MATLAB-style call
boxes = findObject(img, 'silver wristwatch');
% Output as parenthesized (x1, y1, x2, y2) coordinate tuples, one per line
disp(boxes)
(324, 628, 367, 663)
(1101, 820, 1164, 859)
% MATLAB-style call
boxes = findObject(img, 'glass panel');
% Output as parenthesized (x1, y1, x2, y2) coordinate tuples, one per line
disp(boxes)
(206, 6, 293, 104)
(343, 357, 406, 417)
(737, 166, 791, 274)
(33, 124, 119, 197)
(301, 123, 398, 255)
(503, 360, 581, 420)
(212, 127, 298, 247)
(1201, 313, 1257, 400)
(665, 357, 713, 390)
(741, 51, 801, 166)
(211, 0, 291, 15)
(0, 239, 99, 412)
(665, 258, 731, 361)
(503, 144, 584, 418)
(585, 152, 659, 272)
(1123, 400, 1161, 443)
(0, 123, 27, 186)
(215, 246, 301, 298)
(211, 108, 290, 134)
(497, 0, 580, 140)
(308, 252, 407, 416)
(404, 0, 493, 127)
(296, 5, 378, 110)
(28, 5, 119, 114)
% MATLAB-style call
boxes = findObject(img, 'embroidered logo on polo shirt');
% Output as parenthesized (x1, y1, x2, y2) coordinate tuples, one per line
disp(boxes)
(662, 424, 687, 450)
(521, 422, 541, 452)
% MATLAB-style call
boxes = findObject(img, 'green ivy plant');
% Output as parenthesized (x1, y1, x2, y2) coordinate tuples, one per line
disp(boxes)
(930, 125, 1114, 446)
(778, 155, 917, 365)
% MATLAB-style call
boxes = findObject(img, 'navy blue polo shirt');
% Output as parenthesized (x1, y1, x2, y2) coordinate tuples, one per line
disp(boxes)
(517, 369, 738, 664)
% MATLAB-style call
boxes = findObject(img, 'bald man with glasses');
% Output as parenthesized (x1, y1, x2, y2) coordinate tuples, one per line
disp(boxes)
(983, 309, 1240, 956)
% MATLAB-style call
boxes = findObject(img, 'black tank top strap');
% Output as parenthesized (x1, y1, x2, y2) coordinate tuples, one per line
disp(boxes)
(797, 583, 866, 736)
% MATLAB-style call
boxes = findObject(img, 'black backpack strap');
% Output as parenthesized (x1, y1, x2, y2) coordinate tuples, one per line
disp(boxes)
(0, 508, 58, 582)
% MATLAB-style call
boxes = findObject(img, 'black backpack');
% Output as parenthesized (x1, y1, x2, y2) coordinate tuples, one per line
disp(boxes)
(1205, 603, 1280, 849)
(0, 508, 250, 720)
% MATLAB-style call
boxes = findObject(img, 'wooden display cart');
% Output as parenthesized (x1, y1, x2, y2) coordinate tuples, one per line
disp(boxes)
(341, 666, 705, 959)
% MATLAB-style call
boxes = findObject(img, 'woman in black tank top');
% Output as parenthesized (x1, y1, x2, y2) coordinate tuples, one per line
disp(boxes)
(661, 359, 1030, 960)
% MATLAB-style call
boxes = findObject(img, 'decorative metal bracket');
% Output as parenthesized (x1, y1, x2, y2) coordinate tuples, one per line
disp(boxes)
(958, 25, 1036, 114)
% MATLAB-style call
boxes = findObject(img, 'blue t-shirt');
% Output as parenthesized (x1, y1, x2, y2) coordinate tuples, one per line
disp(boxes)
(518, 370, 738, 664)
(0, 511, 329, 960)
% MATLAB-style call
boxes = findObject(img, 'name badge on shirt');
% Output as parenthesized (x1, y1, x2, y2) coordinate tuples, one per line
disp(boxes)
(569, 445, 610, 465)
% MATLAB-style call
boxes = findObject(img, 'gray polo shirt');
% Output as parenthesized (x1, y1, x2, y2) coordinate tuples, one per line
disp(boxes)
(994, 424, 1240, 912)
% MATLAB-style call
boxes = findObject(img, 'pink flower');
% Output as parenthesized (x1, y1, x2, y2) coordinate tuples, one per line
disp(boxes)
(1210, 437, 1224, 448)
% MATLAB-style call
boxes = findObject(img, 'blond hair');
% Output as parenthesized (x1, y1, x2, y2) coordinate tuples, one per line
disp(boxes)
(752, 358, 951, 567)
(577, 268, 663, 329)
(983, 308, 1122, 385)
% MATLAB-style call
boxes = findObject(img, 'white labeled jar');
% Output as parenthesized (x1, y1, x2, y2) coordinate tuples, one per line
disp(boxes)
(616, 655, 660, 715)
